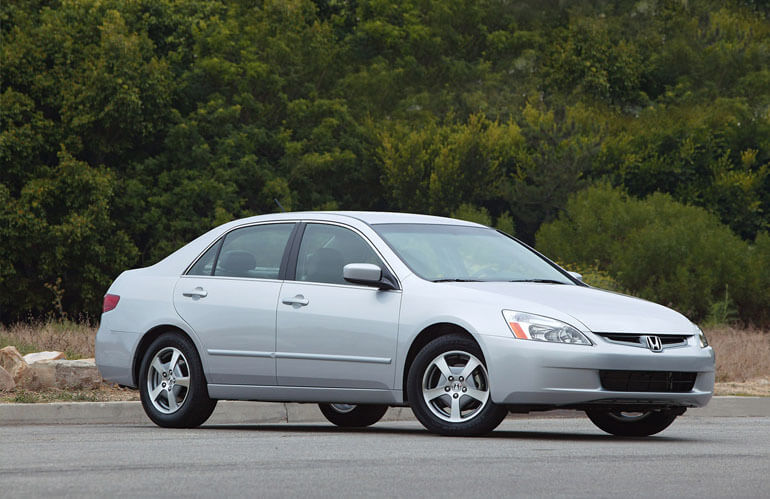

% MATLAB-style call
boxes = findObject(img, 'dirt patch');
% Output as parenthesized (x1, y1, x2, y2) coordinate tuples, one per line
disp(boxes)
(0, 384, 138, 403)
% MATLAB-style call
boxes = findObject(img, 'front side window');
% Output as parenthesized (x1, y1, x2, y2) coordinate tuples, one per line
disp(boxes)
(374, 223, 573, 284)
(188, 223, 294, 279)
(296, 224, 383, 285)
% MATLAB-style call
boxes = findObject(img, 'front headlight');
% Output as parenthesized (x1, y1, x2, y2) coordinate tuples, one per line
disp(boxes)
(697, 327, 709, 348)
(502, 310, 592, 345)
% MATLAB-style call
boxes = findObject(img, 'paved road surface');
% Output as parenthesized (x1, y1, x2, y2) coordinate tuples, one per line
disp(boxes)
(1, 416, 768, 498)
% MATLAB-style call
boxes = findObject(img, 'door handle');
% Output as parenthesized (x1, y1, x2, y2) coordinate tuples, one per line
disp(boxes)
(182, 287, 208, 298)
(282, 295, 309, 306)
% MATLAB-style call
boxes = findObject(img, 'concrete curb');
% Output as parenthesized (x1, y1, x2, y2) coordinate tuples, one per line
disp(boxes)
(0, 400, 415, 426)
(0, 396, 767, 425)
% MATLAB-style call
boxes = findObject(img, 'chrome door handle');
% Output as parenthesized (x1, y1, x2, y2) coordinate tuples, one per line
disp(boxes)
(282, 295, 309, 306)
(182, 287, 208, 298)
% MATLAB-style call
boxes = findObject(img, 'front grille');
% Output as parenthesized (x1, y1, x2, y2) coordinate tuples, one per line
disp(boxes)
(596, 333, 690, 349)
(600, 370, 697, 393)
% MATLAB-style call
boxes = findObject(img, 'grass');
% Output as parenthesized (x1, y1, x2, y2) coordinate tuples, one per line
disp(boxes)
(0, 320, 768, 398)
(0, 319, 97, 360)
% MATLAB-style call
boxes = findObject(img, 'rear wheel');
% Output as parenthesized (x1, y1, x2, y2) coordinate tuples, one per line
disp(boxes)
(139, 332, 216, 428)
(407, 334, 507, 436)
(318, 403, 388, 427)
(585, 409, 680, 436)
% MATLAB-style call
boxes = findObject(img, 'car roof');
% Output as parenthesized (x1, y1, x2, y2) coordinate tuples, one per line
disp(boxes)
(330, 211, 483, 226)
(230, 211, 485, 227)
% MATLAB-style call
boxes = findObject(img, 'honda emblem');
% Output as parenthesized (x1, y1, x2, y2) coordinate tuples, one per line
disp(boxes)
(645, 335, 663, 352)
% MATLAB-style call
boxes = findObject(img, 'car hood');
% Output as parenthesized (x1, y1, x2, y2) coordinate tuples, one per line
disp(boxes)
(449, 282, 694, 334)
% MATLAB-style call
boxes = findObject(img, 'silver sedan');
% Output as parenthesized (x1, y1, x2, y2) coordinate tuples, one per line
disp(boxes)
(95, 211, 714, 436)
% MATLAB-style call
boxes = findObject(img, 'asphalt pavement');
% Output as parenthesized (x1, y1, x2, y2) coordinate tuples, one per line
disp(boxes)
(1, 416, 768, 498)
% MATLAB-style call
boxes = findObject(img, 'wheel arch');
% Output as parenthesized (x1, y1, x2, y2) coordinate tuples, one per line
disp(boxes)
(401, 322, 483, 403)
(132, 325, 198, 386)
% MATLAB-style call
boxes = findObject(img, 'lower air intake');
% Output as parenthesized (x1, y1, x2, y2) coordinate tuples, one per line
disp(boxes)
(600, 370, 697, 393)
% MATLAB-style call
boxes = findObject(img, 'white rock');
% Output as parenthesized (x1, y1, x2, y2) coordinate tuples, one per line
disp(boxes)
(23, 351, 65, 364)
(0, 365, 14, 391)
(0, 346, 28, 382)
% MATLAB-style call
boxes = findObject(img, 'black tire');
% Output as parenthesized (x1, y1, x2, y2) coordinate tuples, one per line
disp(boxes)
(139, 332, 217, 428)
(407, 334, 507, 436)
(585, 409, 680, 436)
(318, 403, 388, 427)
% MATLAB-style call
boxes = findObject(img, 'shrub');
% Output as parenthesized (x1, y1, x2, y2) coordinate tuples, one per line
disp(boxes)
(744, 232, 770, 325)
(536, 183, 761, 323)
(558, 262, 624, 292)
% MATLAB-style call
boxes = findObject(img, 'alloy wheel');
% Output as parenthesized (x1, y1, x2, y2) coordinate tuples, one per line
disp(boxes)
(421, 350, 490, 423)
(146, 346, 190, 414)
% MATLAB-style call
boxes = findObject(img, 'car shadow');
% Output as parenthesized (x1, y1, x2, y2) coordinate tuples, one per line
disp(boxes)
(200, 424, 425, 435)
(195, 423, 697, 442)
(483, 430, 695, 442)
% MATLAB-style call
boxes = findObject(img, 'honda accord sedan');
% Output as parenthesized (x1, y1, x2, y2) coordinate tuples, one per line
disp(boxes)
(95, 211, 714, 436)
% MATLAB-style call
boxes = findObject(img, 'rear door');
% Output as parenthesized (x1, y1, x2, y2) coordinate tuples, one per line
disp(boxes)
(276, 222, 402, 389)
(173, 222, 296, 385)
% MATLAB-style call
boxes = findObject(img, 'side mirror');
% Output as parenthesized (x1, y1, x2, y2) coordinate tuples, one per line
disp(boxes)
(568, 271, 583, 282)
(343, 263, 397, 290)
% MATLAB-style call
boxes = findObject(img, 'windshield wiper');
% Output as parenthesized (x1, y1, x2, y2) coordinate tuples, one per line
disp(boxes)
(431, 278, 484, 283)
(508, 279, 569, 284)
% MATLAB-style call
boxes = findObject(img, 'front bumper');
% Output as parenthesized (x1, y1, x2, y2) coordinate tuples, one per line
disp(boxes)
(482, 334, 715, 408)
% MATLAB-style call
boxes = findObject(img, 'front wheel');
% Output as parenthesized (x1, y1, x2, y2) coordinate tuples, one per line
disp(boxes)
(585, 409, 680, 436)
(139, 332, 217, 428)
(318, 403, 388, 427)
(407, 334, 507, 436)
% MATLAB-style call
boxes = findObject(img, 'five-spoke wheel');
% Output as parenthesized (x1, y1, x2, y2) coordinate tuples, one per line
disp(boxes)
(408, 334, 507, 436)
(146, 346, 191, 414)
(421, 350, 489, 423)
(139, 332, 217, 428)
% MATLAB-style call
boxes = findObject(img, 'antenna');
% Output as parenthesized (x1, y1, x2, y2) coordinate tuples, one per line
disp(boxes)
(274, 199, 286, 213)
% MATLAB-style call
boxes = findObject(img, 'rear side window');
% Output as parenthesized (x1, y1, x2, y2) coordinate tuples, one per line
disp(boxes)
(187, 239, 222, 276)
(188, 223, 294, 279)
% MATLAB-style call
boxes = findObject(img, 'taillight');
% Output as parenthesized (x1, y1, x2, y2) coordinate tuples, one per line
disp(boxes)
(103, 294, 120, 312)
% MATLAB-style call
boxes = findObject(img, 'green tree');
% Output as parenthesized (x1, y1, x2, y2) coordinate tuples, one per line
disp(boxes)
(381, 114, 520, 216)
(0, 150, 137, 319)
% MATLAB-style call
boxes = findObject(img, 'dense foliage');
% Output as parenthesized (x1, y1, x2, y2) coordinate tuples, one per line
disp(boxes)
(1, 0, 768, 323)
(537, 184, 770, 325)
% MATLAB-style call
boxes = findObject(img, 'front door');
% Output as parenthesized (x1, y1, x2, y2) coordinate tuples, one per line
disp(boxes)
(173, 222, 295, 385)
(276, 223, 401, 389)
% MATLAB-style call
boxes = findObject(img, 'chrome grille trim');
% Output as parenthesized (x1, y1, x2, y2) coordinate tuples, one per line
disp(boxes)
(595, 332, 691, 350)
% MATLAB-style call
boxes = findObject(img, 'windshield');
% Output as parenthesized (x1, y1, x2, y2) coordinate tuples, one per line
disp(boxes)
(373, 224, 573, 284)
